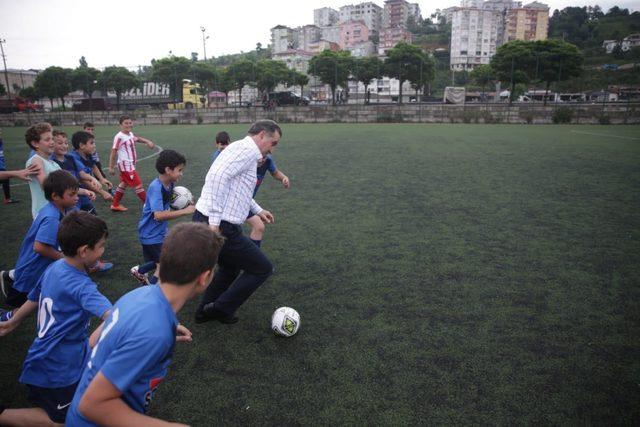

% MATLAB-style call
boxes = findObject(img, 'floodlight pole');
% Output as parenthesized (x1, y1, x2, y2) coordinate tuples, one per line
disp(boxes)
(0, 38, 11, 98)
(201, 27, 210, 61)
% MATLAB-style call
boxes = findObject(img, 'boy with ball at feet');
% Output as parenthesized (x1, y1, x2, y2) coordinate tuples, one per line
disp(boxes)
(66, 222, 224, 426)
(131, 150, 195, 285)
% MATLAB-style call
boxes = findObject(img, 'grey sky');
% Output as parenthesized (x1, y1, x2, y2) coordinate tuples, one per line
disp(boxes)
(0, 0, 637, 70)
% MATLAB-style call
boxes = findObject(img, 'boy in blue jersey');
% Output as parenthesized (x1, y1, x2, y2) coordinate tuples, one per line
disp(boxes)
(130, 150, 195, 285)
(0, 170, 79, 321)
(69, 131, 114, 211)
(246, 154, 290, 247)
(210, 130, 230, 163)
(66, 222, 224, 426)
(0, 211, 112, 426)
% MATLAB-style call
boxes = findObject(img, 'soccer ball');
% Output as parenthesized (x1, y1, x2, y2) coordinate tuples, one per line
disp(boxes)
(271, 307, 300, 337)
(170, 186, 193, 210)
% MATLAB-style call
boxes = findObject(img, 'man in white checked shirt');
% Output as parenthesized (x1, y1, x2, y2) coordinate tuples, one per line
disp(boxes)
(193, 120, 281, 324)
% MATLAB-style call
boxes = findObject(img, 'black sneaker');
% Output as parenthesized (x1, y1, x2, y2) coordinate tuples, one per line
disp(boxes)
(0, 271, 13, 299)
(195, 303, 238, 324)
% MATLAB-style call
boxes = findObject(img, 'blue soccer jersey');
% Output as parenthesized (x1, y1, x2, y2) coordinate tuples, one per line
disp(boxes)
(51, 153, 91, 208)
(19, 259, 112, 388)
(254, 154, 277, 197)
(138, 178, 173, 245)
(211, 148, 222, 163)
(66, 285, 178, 425)
(0, 138, 6, 170)
(12, 202, 64, 294)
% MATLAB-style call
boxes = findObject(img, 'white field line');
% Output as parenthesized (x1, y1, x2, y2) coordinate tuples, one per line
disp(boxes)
(570, 130, 640, 141)
(10, 145, 163, 188)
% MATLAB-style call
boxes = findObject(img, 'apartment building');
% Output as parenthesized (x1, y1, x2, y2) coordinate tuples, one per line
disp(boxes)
(314, 7, 340, 27)
(505, 1, 549, 42)
(340, 20, 371, 48)
(339, 2, 383, 34)
(297, 25, 322, 51)
(271, 25, 296, 53)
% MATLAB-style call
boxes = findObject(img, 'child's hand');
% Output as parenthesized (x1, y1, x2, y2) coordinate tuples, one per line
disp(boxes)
(0, 319, 19, 337)
(108, 166, 115, 176)
(182, 204, 196, 215)
(281, 175, 290, 189)
(176, 324, 193, 343)
(147, 141, 155, 149)
(86, 190, 96, 201)
(101, 178, 113, 189)
(100, 189, 113, 201)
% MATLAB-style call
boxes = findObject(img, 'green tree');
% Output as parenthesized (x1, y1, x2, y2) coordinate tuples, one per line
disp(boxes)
(383, 42, 433, 104)
(533, 39, 583, 105)
(99, 66, 139, 110)
(227, 60, 255, 104)
(151, 56, 193, 103)
(191, 62, 219, 106)
(352, 56, 382, 104)
(490, 40, 535, 104)
(19, 86, 40, 102)
(213, 68, 235, 106)
(71, 61, 101, 109)
(289, 70, 309, 98)
(470, 65, 494, 101)
(34, 66, 73, 111)
(254, 59, 290, 96)
(309, 50, 353, 105)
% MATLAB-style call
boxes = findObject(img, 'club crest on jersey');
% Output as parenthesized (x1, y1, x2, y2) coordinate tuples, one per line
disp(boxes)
(144, 377, 165, 410)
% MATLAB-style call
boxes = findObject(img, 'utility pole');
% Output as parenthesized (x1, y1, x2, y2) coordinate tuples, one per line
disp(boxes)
(0, 38, 11, 98)
(201, 27, 210, 61)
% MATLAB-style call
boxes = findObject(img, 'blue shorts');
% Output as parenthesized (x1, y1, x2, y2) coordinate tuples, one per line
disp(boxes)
(26, 382, 78, 424)
(142, 243, 163, 264)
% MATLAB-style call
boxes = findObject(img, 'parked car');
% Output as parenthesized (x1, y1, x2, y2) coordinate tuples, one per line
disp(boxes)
(267, 91, 309, 106)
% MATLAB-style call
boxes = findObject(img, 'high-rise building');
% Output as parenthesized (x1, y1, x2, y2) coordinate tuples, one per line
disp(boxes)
(271, 25, 297, 54)
(339, 2, 383, 34)
(378, 0, 420, 55)
(297, 25, 322, 51)
(340, 20, 371, 49)
(314, 7, 340, 27)
(505, 1, 549, 42)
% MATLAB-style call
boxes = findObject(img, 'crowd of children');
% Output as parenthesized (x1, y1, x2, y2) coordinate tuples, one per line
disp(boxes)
(0, 118, 287, 425)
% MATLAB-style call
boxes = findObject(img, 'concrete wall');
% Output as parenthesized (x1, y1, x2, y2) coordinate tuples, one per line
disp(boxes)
(1, 103, 638, 127)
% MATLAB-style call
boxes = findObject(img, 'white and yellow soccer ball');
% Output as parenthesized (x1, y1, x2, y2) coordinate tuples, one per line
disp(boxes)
(271, 307, 300, 337)
(170, 186, 193, 210)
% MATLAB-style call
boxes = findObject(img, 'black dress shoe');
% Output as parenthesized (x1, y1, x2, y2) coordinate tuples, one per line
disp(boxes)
(195, 304, 238, 324)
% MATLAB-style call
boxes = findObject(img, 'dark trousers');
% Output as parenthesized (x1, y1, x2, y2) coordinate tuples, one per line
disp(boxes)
(193, 210, 273, 315)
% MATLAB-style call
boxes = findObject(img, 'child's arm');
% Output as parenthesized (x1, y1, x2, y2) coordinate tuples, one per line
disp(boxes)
(0, 164, 41, 181)
(78, 372, 187, 426)
(136, 136, 155, 150)
(153, 205, 196, 222)
(30, 156, 47, 186)
(108, 149, 117, 176)
(270, 169, 290, 188)
(92, 164, 113, 189)
(33, 241, 63, 261)
(0, 300, 38, 336)
(79, 188, 96, 201)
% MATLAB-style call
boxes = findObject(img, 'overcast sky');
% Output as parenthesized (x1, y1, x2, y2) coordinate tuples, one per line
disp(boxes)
(0, 0, 637, 70)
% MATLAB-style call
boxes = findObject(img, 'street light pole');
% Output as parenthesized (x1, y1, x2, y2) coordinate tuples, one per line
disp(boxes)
(201, 27, 210, 61)
(0, 38, 11, 99)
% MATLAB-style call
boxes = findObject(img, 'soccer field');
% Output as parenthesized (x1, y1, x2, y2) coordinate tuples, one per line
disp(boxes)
(1, 123, 639, 425)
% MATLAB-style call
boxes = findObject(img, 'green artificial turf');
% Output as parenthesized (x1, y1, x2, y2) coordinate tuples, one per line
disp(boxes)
(1, 123, 639, 425)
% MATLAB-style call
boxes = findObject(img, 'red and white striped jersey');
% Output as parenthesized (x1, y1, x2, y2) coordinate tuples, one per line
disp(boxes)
(112, 131, 139, 172)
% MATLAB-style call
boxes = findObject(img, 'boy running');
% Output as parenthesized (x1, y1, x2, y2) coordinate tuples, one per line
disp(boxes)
(108, 116, 155, 212)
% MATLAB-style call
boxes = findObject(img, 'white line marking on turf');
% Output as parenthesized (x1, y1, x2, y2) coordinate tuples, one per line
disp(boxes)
(570, 130, 640, 140)
(9, 145, 164, 188)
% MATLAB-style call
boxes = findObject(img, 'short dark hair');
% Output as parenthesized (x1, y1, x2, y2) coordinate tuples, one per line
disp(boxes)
(83, 122, 94, 129)
(25, 122, 52, 149)
(155, 149, 186, 174)
(44, 170, 79, 201)
(119, 115, 131, 124)
(215, 131, 230, 145)
(52, 130, 67, 138)
(159, 223, 224, 285)
(58, 211, 108, 257)
(71, 131, 94, 150)
(248, 120, 282, 137)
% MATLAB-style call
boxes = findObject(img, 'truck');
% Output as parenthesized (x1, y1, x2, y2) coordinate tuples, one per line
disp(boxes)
(72, 80, 206, 111)
(0, 96, 44, 114)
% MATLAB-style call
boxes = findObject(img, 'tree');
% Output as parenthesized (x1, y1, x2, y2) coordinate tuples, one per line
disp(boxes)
(490, 40, 535, 104)
(34, 66, 73, 110)
(191, 62, 219, 106)
(213, 68, 235, 105)
(227, 60, 255, 104)
(72, 62, 101, 110)
(352, 56, 382, 104)
(99, 66, 139, 110)
(470, 65, 494, 101)
(151, 56, 193, 103)
(289, 70, 309, 98)
(19, 86, 40, 102)
(254, 59, 290, 96)
(309, 50, 353, 105)
(383, 42, 433, 104)
(532, 39, 583, 105)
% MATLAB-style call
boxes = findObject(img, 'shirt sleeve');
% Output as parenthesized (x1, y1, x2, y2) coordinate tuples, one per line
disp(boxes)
(76, 279, 112, 319)
(112, 135, 121, 150)
(27, 277, 42, 302)
(72, 154, 91, 174)
(147, 183, 164, 213)
(35, 216, 59, 247)
(267, 157, 277, 173)
(99, 331, 171, 393)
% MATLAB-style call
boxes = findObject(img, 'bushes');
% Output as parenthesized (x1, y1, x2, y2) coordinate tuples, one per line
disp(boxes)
(552, 107, 574, 124)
